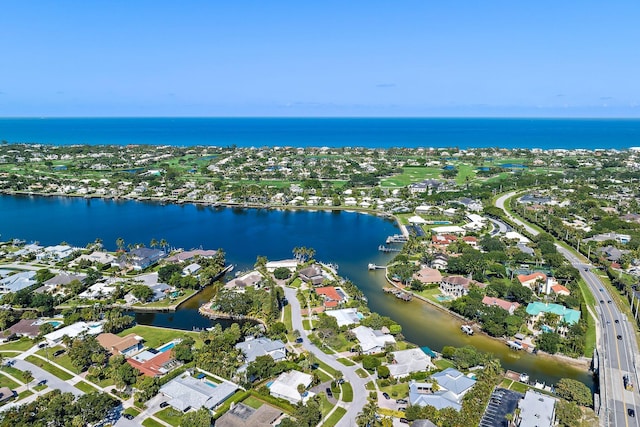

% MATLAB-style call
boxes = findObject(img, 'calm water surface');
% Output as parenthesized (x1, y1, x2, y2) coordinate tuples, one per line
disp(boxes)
(0, 195, 593, 387)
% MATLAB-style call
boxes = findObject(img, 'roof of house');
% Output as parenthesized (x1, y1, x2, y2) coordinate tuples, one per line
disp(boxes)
(97, 333, 143, 354)
(44, 321, 103, 342)
(0, 270, 37, 292)
(215, 402, 283, 427)
(6, 319, 42, 338)
(0, 386, 14, 403)
(518, 390, 557, 427)
(517, 272, 547, 284)
(482, 296, 521, 312)
(441, 276, 472, 287)
(44, 272, 86, 286)
(387, 348, 434, 377)
(525, 302, 581, 325)
(235, 337, 286, 364)
(351, 325, 396, 353)
(315, 286, 343, 302)
(166, 249, 218, 263)
(160, 374, 237, 411)
(551, 284, 571, 295)
(269, 370, 313, 403)
(325, 308, 362, 327)
(414, 267, 443, 284)
(299, 265, 323, 278)
(127, 350, 175, 377)
(431, 368, 476, 396)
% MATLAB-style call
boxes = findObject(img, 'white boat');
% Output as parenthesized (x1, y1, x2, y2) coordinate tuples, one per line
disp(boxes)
(520, 373, 529, 383)
(461, 325, 474, 335)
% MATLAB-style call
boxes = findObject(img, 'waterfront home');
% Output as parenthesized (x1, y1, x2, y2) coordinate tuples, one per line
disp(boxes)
(235, 337, 287, 368)
(113, 247, 166, 271)
(224, 271, 263, 292)
(35, 245, 75, 262)
(44, 321, 104, 346)
(431, 225, 466, 235)
(128, 346, 179, 377)
(265, 259, 298, 272)
(409, 368, 476, 411)
(481, 296, 521, 315)
(40, 272, 86, 294)
(78, 280, 117, 300)
(72, 251, 117, 266)
(97, 333, 144, 356)
(7, 243, 43, 259)
(413, 267, 443, 285)
(0, 270, 37, 294)
(517, 272, 547, 289)
(298, 264, 324, 286)
(516, 390, 557, 427)
(165, 249, 218, 263)
(314, 286, 347, 309)
(160, 373, 238, 412)
(269, 370, 313, 404)
(431, 254, 449, 271)
(216, 402, 283, 427)
(182, 263, 201, 276)
(439, 276, 486, 299)
(351, 325, 396, 354)
(5, 318, 58, 339)
(525, 302, 580, 334)
(325, 308, 362, 327)
(386, 348, 435, 378)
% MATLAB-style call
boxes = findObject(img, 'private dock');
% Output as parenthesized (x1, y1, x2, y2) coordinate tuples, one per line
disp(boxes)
(386, 234, 409, 244)
(368, 263, 386, 270)
(378, 245, 401, 253)
(383, 287, 413, 301)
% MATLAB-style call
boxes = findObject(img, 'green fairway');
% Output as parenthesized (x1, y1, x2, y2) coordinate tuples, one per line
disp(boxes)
(381, 167, 442, 187)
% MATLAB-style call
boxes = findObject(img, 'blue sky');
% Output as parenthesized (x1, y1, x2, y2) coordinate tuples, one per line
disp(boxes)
(1, 1, 639, 117)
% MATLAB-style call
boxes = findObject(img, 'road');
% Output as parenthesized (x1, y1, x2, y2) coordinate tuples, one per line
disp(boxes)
(284, 287, 371, 427)
(495, 192, 640, 426)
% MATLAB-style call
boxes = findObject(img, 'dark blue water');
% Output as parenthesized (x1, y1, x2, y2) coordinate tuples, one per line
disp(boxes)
(1, 117, 639, 149)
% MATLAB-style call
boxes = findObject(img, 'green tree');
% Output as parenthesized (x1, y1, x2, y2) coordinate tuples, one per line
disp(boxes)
(555, 399, 582, 426)
(172, 337, 195, 362)
(555, 378, 593, 407)
(377, 365, 391, 378)
(536, 331, 561, 354)
(273, 267, 292, 280)
(180, 407, 212, 427)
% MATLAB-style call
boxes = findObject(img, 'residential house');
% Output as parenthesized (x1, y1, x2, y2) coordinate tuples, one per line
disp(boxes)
(456, 198, 483, 212)
(325, 308, 363, 327)
(482, 296, 521, 315)
(525, 302, 581, 333)
(314, 286, 347, 309)
(0, 271, 37, 294)
(298, 264, 324, 286)
(225, 272, 263, 292)
(386, 348, 435, 378)
(44, 321, 104, 346)
(41, 272, 86, 294)
(517, 272, 547, 290)
(216, 402, 283, 427)
(413, 267, 443, 285)
(585, 232, 631, 244)
(35, 245, 75, 262)
(97, 333, 144, 356)
(440, 276, 486, 299)
(269, 370, 313, 404)
(597, 245, 630, 262)
(128, 348, 179, 377)
(160, 373, 238, 412)
(182, 263, 201, 276)
(431, 225, 466, 235)
(0, 387, 15, 404)
(73, 251, 117, 266)
(235, 337, 287, 368)
(265, 259, 298, 272)
(431, 254, 449, 271)
(409, 368, 476, 411)
(516, 390, 557, 427)
(6, 318, 55, 339)
(461, 236, 478, 248)
(351, 325, 396, 354)
(114, 248, 166, 271)
(165, 249, 218, 263)
(551, 284, 571, 296)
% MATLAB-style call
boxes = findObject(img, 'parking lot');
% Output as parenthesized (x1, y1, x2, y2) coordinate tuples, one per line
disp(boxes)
(479, 388, 522, 427)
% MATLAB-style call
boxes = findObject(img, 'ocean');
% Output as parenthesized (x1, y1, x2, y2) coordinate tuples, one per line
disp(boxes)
(1, 117, 639, 149)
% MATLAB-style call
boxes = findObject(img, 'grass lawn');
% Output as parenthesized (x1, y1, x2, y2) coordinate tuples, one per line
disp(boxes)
(25, 356, 73, 380)
(142, 418, 166, 427)
(117, 325, 202, 349)
(0, 374, 20, 389)
(283, 304, 293, 332)
(355, 368, 369, 378)
(124, 407, 141, 417)
(499, 378, 514, 389)
(16, 389, 33, 401)
(416, 286, 445, 304)
(75, 381, 99, 393)
(337, 358, 355, 366)
(365, 381, 376, 391)
(341, 382, 353, 402)
(315, 360, 338, 377)
(33, 384, 47, 392)
(317, 394, 333, 417)
(434, 359, 455, 370)
(302, 319, 314, 330)
(509, 381, 529, 393)
(242, 395, 264, 409)
(324, 407, 347, 427)
(154, 407, 184, 426)
(37, 347, 80, 374)
(379, 408, 405, 418)
(378, 381, 409, 399)
(455, 163, 476, 185)
(0, 338, 35, 352)
(1, 365, 30, 383)
(381, 166, 442, 187)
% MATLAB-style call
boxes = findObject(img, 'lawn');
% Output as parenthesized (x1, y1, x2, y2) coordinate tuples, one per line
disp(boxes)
(323, 407, 347, 427)
(124, 407, 141, 417)
(0, 338, 35, 352)
(380, 166, 442, 187)
(337, 358, 355, 366)
(315, 360, 339, 377)
(416, 286, 445, 304)
(75, 381, 99, 393)
(37, 347, 80, 374)
(142, 418, 166, 427)
(377, 381, 409, 399)
(0, 374, 20, 389)
(355, 368, 369, 378)
(365, 381, 376, 391)
(341, 382, 353, 402)
(434, 359, 455, 370)
(138, 289, 197, 309)
(242, 395, 264, 409)
(1, 365, 30, 383)
(154, 407, 184, 426)
(25, 356, 73, 380)
(117, 325, 202, 350)
(455, 163, 477, 185)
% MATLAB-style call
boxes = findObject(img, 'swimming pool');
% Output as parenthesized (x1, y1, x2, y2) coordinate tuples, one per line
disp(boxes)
(266, 381, 274, 388)
(205, 381, 217, 388)
(157, 342, 176, 352)
(46, 321, 62, 328)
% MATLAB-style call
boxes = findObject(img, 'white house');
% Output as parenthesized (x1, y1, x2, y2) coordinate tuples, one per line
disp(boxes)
(44, 321, 104, 346)
(265, 259, 299, 273)
(269, 370, 314, 404)
(351, 325, 396, 354)
(386, 348, 435, 378)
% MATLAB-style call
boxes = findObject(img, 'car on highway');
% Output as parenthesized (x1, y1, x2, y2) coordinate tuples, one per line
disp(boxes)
(617, 335, 623, 340)
(615, 319, 619, 324)
(600, 300, 604, 303)
(600, 288, 604, 291)
(628, 408, 635, 417)
(608, 300, 612, 303)
(382, 392, 390, 399)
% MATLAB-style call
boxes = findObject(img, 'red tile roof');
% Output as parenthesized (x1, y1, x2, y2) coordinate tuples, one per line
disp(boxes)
(517, 272, 546, 285)
(127, 350, 175, 377)
(315, 286, 343, 302)
(482, 296, 520, 312)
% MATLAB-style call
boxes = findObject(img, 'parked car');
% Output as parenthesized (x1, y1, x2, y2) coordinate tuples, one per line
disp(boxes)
(53, 350, 65, 357)
(326, 387, 333, 397)
(400, 418, 410, 424)
(382, 392, 390, 400)
(396, 398, 408, 404)
(123, 414, 134, 420)
(160, 402, 169, 408)
(295, 337, 303, 343)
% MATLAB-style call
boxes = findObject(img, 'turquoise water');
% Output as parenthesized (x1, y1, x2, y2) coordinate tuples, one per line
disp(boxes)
(157, 342, 176, 352)
(266, 381, 274, 388)
(47, 321, 62, 328)
(204, 381, 217, 388)
(1, 117, 639, 149)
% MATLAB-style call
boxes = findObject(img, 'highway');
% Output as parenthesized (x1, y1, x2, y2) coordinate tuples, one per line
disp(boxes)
(495, 192, 640, 426)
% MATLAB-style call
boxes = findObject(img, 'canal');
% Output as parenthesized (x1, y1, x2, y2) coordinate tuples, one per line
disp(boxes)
(0, 195, 593, 388)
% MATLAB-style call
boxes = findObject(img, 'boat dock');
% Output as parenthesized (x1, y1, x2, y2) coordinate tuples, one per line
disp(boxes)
(378, 245, 401, 252)
(368, 263, 386, 270)
(386, 234, 409, 244)
(383, 287, 413, 301)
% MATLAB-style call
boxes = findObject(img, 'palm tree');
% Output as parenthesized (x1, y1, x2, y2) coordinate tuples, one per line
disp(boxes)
(24, 370, 33, 390)
(160, 238, 168, 253)
(116, 237, 125, 252)
(150, 238, 158, 249)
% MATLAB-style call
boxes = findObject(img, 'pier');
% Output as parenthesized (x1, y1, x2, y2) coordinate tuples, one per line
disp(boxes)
(386, 234, 408, 244)
(383, 287, 413, 301)
(368, 263, 386, 270)
(378, 245, 401, 252)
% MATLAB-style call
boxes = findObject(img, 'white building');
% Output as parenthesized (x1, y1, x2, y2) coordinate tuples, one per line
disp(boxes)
(516, 390, 557, 427)
(265, 259, 299, 273)
(351, 325, 396, 354)
(44, 321, 104, 346)
(269, 370, 314, 404)
(386, 348, 435, 378)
